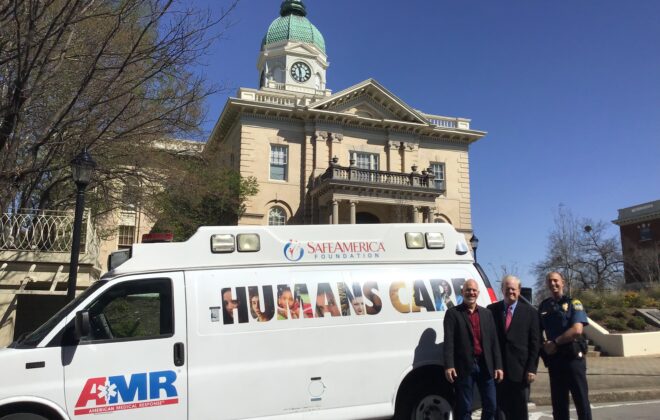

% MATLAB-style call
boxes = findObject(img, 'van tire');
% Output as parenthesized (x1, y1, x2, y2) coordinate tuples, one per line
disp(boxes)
(0, 415, 48, 420)
(394, 380, 453, 420)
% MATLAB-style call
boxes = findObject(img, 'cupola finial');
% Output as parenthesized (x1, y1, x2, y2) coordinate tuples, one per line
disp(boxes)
(280, 0, 307, 17)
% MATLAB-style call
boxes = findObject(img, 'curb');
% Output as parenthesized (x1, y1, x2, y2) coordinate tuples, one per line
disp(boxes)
(531, 388, 660, 406)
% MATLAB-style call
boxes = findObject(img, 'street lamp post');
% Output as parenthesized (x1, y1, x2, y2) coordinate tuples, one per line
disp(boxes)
(470, 234, 479, 262)
(67, 149, 96, 301)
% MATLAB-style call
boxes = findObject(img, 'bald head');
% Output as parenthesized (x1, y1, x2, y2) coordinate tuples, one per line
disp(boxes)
(462, 279, 480, 309)
(546, 272, 565, 299)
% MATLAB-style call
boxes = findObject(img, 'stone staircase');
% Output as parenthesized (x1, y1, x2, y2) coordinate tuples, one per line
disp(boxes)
(586, 338, 603, 357)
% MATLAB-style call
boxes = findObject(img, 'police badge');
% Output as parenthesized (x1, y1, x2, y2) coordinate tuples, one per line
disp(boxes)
(561, 302, 569, 311)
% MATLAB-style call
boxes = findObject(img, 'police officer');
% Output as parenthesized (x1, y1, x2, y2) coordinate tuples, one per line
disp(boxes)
(539, 272, 592, 420)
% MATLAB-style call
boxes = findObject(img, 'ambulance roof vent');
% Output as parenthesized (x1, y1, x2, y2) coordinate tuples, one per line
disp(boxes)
(456, 241, 469, 255)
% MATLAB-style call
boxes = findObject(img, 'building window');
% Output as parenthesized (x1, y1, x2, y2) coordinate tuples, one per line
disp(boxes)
(430, 162, 446, 190)
(273, 66, 285, 83)
(351, 152, 379, 171)
(118, 225, 136, 248)
(121, 181, 139, 211)
(270, 145, 288, 181)
(639, 223, 652, 242)
(268, 207, 287, 225)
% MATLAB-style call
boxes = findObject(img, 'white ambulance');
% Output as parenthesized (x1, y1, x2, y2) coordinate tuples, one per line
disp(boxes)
(0, 224, 497, 420)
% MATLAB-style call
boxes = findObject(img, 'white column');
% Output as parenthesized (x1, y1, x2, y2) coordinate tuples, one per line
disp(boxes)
(332, 200, 339, 224)
(350, 201, 357, 224)
(414, 207, 422, 223)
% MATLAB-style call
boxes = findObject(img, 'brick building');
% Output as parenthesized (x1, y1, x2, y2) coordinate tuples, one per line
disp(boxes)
(613, 200, 660, 284)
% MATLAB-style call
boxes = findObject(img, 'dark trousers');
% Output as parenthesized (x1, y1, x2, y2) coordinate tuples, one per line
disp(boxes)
(496, 379, 528, 420)
(547, 355, 592, 420)
(455, 357, 497, 420)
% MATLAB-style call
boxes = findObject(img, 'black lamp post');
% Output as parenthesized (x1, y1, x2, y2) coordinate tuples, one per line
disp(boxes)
(470, 234, 479, 262)
(67, 149, 96, 301)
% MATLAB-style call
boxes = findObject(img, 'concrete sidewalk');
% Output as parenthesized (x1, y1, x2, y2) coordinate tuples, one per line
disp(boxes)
(530, 355, 660, 406)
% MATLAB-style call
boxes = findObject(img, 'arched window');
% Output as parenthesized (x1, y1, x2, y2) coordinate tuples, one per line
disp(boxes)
(268, 206, 287, 225)
(273, 67, 285, 83)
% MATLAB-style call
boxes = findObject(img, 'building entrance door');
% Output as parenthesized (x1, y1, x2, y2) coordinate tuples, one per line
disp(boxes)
(356, 212, 380, 224)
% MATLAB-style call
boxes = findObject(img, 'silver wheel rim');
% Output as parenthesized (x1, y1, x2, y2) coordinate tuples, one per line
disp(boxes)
(413, 394, 452, 420)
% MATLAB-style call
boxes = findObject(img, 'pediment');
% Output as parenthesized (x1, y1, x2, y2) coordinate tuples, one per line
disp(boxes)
(309, 79, 429, 124)
(334, 98, 400, 120)
(284, 43, 323, 57)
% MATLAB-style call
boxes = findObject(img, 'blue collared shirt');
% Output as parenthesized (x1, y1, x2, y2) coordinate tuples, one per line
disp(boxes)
(504, 299, 518, 316)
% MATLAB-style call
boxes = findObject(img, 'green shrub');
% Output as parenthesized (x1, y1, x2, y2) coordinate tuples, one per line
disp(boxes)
(577, 290, 601, 309)
(588, 308, 606, 321)
(604, 317, 627, 332)
(647, 286, 660, 301)
(626, 316, 647, 331)
(602, 292, 624, 308)
(607, 308, 627, 319)
(623, 291, 646, 308)
(635, 289, 659, 308)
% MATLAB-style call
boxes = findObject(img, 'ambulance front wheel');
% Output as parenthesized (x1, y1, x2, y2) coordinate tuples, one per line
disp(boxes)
(0, 414, 49, 420)
(395, 380, 453, 420)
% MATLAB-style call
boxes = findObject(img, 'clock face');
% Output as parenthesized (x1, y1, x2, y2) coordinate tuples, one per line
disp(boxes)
(290, 62, 311, 83)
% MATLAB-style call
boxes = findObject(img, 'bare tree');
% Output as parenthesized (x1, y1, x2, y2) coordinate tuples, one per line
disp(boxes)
(624, 245, 660, 284)
(534, 205, 623, 295)
(0, 0, 239, 214)
(579, 221, 624, 290)
(533, 205, 583, 295)
(487, 262, 525, 301)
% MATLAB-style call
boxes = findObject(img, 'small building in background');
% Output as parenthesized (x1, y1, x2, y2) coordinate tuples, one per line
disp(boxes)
(613, 200, 660, 285)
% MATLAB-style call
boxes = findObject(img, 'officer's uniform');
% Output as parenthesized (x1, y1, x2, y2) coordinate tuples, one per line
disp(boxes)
(539, 295, 592, 420)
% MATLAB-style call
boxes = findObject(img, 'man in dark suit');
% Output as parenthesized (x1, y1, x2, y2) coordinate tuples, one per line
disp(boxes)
(488, 275, 540, 419)
(444, 279, 503, 420)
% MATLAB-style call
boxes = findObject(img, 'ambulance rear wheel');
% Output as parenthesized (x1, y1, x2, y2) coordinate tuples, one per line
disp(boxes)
(395, 381, 453, 420)
(1, 415, 48, 420)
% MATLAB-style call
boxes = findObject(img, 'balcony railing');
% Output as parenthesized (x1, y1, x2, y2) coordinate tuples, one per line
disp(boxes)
(421, 113, 471, 130)
(0, 209, 96, 254)
(316, 163, 445, 192)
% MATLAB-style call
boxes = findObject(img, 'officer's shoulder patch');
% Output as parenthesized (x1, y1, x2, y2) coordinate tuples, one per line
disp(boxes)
(572, 299, 584, 311)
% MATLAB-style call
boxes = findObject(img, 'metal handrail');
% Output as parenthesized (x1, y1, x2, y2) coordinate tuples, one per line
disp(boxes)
(0, 209, 89, 253)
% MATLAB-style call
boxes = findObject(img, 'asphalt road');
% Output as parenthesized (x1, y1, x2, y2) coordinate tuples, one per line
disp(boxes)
(528, 399, 660, 419)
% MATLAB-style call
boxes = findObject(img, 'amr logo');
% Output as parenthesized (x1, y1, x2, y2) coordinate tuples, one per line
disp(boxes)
(74, 370, 178, 415)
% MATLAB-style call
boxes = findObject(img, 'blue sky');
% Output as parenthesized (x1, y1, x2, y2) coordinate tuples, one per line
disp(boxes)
(189, 0, 660, 289)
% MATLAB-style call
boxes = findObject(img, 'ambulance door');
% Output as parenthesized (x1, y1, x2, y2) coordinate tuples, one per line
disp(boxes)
(63, 273, 188, 419)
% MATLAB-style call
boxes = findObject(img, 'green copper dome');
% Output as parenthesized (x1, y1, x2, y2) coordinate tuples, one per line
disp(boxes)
(262, 0, 326, 53)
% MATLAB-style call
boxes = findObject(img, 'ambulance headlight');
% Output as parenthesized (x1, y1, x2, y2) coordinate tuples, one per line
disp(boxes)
(425, 232, 445, 249)
(211, 234, 235, 253)
(405, 232, 425, 249)
(237, 234, 260, 252)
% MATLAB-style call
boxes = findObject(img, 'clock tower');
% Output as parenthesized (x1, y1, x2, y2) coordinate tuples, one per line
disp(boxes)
(258, 0, 331, 98)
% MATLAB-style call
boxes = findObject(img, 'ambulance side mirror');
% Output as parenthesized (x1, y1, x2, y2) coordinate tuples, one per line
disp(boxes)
(75, 310, 91, 341)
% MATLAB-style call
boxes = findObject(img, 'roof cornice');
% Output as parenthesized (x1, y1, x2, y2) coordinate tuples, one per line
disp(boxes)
(209, 98, 485, 146)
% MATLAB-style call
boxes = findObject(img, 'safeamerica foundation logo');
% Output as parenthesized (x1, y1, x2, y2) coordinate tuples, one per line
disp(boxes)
(283, 239, 386, 262)
(283, 239, 304, 261)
